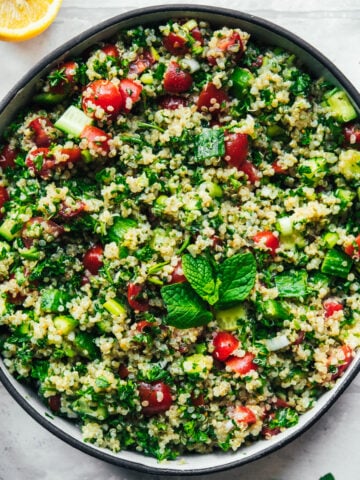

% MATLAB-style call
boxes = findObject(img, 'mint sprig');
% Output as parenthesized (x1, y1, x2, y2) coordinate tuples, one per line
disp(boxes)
(161, 283, 213, 329)
(182, 254, 220, 305)
(160, 251, 257, 329)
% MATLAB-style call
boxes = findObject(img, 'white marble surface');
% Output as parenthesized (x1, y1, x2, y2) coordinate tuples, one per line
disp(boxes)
(0, 1, 360, 479)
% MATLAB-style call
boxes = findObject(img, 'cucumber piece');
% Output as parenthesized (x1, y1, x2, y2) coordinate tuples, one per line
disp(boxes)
(276, 216, 293, 236)
(71, 398, 108, 420)
(338, 149, 360, 180)
(54, 105, 92, 138)
(150, 228, 170, 250)
(267, 125, 288, 141)
(321, 249, 353, 279)
(103, 298, 126, 316)
(230, 67, 253, 99)
(335, 188, 355, 209)
(54, 315, 79, 335)
(74, 332, 100, 360)
(199, 181, 223, 198)
(108, 217, 137, 244)
(81, 149, 93, 163)
(215, 304, 247, 331)
(298, 157, 327, 185)
(182, 353, 213, 377)
(195, 129, 225, 161)
(260, 299, 289, 323)
(41, 289, 68, 313)
(326, 89, 357, 123)
(275, 270, 308, 298)
(153, 195, 168, 215)
(322, 231, 339, 249)
(33, 92, 66, 105)
(0, 218, 20, 241)
(19, 246, 41, 260)
(16, 322, 30, 335)
(0, 241, 10, 259)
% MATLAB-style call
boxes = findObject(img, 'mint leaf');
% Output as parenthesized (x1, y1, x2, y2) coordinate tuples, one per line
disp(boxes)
(182, 254, 220, 305)
(161, 283, 213, 329)
(319, 475, 335, 480)
(216, 252, 256, 308)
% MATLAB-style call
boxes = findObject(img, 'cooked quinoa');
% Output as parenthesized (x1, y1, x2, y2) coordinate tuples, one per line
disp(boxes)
(0, 19, 360, 460)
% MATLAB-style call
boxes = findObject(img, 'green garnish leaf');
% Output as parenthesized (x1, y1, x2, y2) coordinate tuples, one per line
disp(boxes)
(161, 282, 213, 329)
(268, 407, 299, 428)
(195, 128, 225, 161)
(95, 376, 111, 388)
(216, 252, 256, 308)
(275, 270, 308, 298)
(182, 254, 220, 305)
(319, 474, 336, 480)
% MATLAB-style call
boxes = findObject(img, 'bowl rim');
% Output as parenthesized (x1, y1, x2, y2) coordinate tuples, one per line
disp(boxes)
(1, 3, 360, 476)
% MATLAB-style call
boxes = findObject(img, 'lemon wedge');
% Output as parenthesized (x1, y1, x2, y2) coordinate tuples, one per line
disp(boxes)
(0, 0, 63, 42)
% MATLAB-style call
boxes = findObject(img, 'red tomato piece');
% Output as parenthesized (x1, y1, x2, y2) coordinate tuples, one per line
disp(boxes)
(50, 61, 78, 95)
(129, 50, 155, 75)
(0, 144, 18, 169)
(159, 95, 187, 110)
(230, 405, 257, 425)
(329, 344, 353, 379)
(82, 79, 124, 119)
(190, 27, 204, 45)
(323, 299, 344, 318)
(119, 79, 143, 112)
(212, 332, 239, 362)
(60, 147, 82, 164)
(225, 352, 258, 375)
(83, 245, 104, 275)
(343, 123, 360, 145)
(224, 132, 248, 169)
(253, 230, 279, 256)
(163, 62, 193, 94)
(101, 44, 119, 58)
(344, 234, 360, 258)
(273, 397, 290, 409)
(169, 259, 187, 284)
(80, 125, 111, 156)
(127, 283, 149, 312)
(21, 217, 64, 248)
(48, 394, 61, 412)
(118, 364, 129, 379)
(163, 32, 189, 55)
(138, 381, 172, 416)
(0, 186, 9, 210)
(197, 83, 228, 113)
(25, 148, 55, 179)
(58, 199, 86, 219)
(207, 32, 244, 65)
(29, 117, 54, 148)
(293, 330, 305, 346)
(191, 392, 205, 407)
(136, 320, 154, 332)
(272, 160, 287, 174)
(239, 160, 259, 184)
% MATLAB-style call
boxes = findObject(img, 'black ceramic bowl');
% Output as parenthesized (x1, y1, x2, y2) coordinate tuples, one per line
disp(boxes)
(0, 5, 359, 475)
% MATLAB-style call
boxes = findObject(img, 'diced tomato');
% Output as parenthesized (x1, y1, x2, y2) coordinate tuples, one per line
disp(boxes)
(190, 27, 204, 45)
(272, 160, 287, 174)
(80, 125, 111, 156)
(225, 352, 258, 375)
(82, 79, 124, 119)
(58, 200, 86, 219)
(163, 32, 189, 55)
(119, 79, 143, 112)
(48, 394, 61, 412)
(224, 132, 248, 169)
(343, 123, 360, 145)
(230, 405, 257, 425)
(138, 381, 172, 416)
(136, 320, 154, 332)
(252, 55, 264, 68)
(293, 330, 305, 345)
(21, 217, 64, 248)
(0, 186, 9, 212)
(101, 44, 119, 58)
(25, 148, 55, 179)
(129, 50, 155, 75)
(329, 344, 354, 379)
(80, 275, 90, 286)
(50, 61, 78, 95)
(344, 234, 360, 258)
(29, 117, 54, 148)
(60, 147, 82, 164)
(273, 397, 290, 409)
(191, 392, 205, 407)
(163, 62, 193, 94)
(127, 283, 149, 312)
(83, 244, 104, 275)
(197, 83, 228, 113)
(239, 160, 259, 184)
(118, 364, 129, 379)
(207, 32, 243, 65)
(323, 299, 344, 318)
(212, 332, 239, 362)
(169, 259, 187, 284)
(253, 230, 279, 256)
(0, 144, 17, 169)
(159, 95, 187, 110)
(262, 425, 281, 438)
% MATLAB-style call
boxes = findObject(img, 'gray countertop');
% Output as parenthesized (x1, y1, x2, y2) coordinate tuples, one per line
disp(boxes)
(1, 1, 360, 479)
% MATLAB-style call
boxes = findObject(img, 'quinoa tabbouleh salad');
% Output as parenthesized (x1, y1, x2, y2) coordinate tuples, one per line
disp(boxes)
(1, 17, 360, 461)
